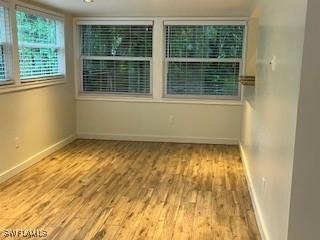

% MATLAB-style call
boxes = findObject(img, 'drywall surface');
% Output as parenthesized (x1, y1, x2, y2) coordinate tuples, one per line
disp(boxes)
(288, 0, 320, 239)
(241, 0, 308, 239)
(77, 100, 242, 144)
(32, 0, 252, 17)
(0, 2, 75, 179)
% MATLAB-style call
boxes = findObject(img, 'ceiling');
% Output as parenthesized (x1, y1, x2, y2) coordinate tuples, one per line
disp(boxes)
(32, 0, 253, 17)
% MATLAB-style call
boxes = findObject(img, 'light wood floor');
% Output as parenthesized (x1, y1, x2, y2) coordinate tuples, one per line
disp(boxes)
(0, 140, 260, 240)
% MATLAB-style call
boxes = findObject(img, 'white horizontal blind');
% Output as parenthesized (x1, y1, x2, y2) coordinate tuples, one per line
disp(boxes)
(165, 24, 245, 99)
(16, 9, 64, 81)
(0, 5, 11, 84)
(80, 24, 153, 95)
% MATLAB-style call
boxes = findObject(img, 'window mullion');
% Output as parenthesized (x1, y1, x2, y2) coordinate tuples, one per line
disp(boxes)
(81, 56, 152, 61)
(166, 58, 242, 63)
(9, 0, 21, 85)
(57, 20, 65, 78)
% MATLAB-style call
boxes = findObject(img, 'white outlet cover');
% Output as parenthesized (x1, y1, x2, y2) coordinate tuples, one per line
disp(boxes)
(271, 56, 277, 71)
(261, 177, 267, 196)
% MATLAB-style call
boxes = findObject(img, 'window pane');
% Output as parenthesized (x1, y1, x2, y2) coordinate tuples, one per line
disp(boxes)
(16, 11, 57, 45)
(167, 62, 240, 97)
(166, 25, 244, 59)
(81, 25, 153, 57)
(165, 23, 244, 99)
(16, 10, 64, 80)
(80, 23, 153, 95)
(19, 48, 59, 79)
(83, 59, 150, 94)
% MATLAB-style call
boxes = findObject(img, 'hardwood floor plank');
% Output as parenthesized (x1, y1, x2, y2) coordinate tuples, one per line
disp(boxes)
(0, 140, 261, 240)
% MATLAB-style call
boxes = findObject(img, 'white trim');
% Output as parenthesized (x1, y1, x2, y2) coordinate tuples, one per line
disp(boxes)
(15, 1, 64, 20)
(152, 18, 164, 101)
(9, 0, 20, 86)
(78, 132, 239, 145)
(0, 135, 76, 184)
(0, 77, 65, 94)
(74, 17, 248, 22)
(0, 79, 13, 85)
(166, 58, 242, 63)
(76, 94, 242, 105)
(164, 20, 247, 25)
(164, 94, 241, 101)
(76, 20, 153, 25)
(0, 0, 9, 8)
(18, 42, 61, 49)
(57, 19, 65, 75)
(240, 144, 270, 240)
(240, 21, 249, 100)
(81, 56, 153, 61)
(74, 18, 81, 93)
(21, 74, 65, 82)
(0, 3, 13, 82)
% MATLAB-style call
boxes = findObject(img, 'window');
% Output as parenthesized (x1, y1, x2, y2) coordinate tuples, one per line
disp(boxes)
(0, 4, 11, 84)
(165, 22, 245, 99)
(16, 8, 65, 81)
(79, 22, 153, 95)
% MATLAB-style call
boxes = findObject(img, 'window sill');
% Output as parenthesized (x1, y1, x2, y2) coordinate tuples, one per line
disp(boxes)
(76, 94, 242, 106)
(0, 78, 66, 95)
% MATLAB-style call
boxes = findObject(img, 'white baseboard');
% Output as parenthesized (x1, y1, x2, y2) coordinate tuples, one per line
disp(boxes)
(0, 134, 76, 184)
(77, 132, 239, 145)
(239, 144, 270, 240)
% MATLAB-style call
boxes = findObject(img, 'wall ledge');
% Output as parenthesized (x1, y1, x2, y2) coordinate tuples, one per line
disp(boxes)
(240, 76, 256, 86)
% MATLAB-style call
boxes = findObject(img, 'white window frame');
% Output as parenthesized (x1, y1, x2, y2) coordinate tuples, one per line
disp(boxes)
(164, 20, 247, 101)
(0, 0, 13, 85)
(74, 17, 247, 105)
(0, 0, 66, 94)
(76, 19, 154, 97)
(16, 4, 65, 82)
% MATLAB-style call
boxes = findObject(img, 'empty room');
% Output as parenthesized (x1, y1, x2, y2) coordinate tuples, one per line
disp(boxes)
(0, 0, 319, 239)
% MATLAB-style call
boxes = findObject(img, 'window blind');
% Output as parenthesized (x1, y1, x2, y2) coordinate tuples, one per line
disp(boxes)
(0, 6, 10, 83)
(167, 62, 240, 96)
(80, 24, 153, 95)
(16, 9, 64, 81)
(165, 24, 245, 99)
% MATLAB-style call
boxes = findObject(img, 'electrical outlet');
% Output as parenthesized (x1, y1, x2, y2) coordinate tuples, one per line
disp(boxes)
(169, 115, 175, 125)
(261, 177, 267, 197)
(270, 56, 277, 71)
(15, 137, 20, 149)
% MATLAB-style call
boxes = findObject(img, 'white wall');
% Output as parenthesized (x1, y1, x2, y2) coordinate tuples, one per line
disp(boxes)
(240, 0, 308, 239)
(0, 1, 76, 181)
(245, 16, 258, 76)
(77, 101, 241, 143)
(288, 0, 320, 239)
(33, 0, 252, 17)
(76, 18, 243, 144)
